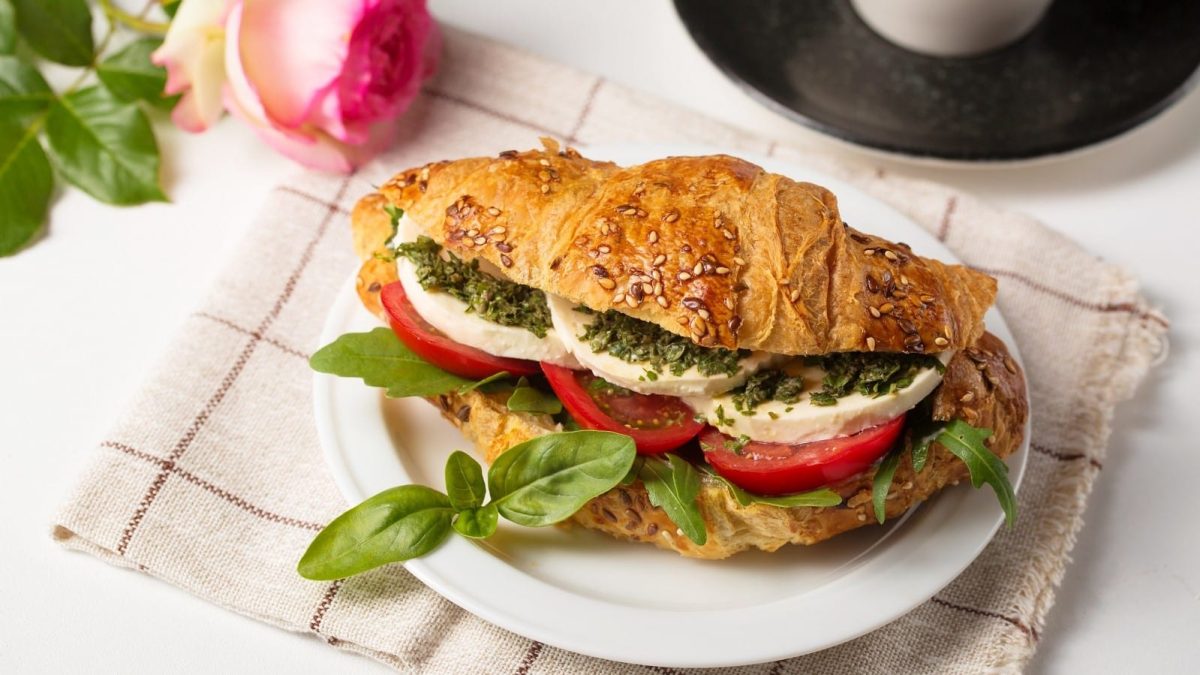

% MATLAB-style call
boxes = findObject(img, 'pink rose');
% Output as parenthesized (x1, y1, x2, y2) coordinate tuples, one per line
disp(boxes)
(223, 0, 440, 173)
(153, 0, 234, 133)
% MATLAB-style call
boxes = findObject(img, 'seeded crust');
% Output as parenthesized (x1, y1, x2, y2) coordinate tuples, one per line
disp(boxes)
(356, 139, 997, 356)
(350, 192, 1027, 558)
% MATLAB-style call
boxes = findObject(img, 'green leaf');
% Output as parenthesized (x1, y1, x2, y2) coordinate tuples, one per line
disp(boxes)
(0, 117, 52, 256)
(298, 485, 454, 580)
(458, 370, 508, 394)
(702, 466, 841, 509)
(0, 0, 16, 54)
(160, 0, 180, 19)
(872, 448, 902, 524)
(45, 87, 166, 205)
(908, 405, 944, 473)
(488, 430, 636, 527)
(97, 38, 170, 107)
(639, 454, 707, 545)
(444, 450, 486, 511)
(936, 419, 1017, 526)
(0, 56, 52, 122)
(12, 0, 93, 66)
(310, 328, 474, 398)
(452, 504, 499, 539)
(506, 378, 562, 415)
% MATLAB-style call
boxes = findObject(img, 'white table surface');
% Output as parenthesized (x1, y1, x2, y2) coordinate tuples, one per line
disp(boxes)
(3, 1, 1197, 672)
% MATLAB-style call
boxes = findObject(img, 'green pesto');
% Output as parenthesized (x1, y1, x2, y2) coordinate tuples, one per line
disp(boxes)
(395, 236, 551, 338)
(806, 352, 944, 407)
(576, 309, 745, 377)
(731, 370, 807, 415)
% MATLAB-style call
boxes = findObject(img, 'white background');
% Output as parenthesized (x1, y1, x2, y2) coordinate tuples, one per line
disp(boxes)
(2, 1, 1197, 672)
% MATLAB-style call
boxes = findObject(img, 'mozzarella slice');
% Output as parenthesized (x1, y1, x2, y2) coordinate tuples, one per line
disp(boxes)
(393, 216, 578, 367)
(685, 352, 952, 444)
(546, 294, 780, 396)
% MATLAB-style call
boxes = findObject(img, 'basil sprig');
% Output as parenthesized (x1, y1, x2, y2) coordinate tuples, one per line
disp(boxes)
(871, 418, 1017, 526)
(298, 431, 636, 580)
(638, 455, 707, 545)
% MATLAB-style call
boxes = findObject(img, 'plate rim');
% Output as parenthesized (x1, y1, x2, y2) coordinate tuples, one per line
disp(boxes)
(311, 145, 1032, 667)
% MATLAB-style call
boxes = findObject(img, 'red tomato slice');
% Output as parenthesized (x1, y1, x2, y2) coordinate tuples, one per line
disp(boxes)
(701, 416, 907, 495)
(540, 362, 703, 454)
(380, 281, 540, 380)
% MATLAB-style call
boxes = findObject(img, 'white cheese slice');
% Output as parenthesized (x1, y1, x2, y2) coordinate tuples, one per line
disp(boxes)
(546, 294, 780, 396)
(685, 352, 952, 444)
(393, 216, 578, 367)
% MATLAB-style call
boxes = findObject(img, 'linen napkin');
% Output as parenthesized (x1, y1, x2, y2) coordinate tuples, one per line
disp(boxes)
(53, 27, 1168, 674)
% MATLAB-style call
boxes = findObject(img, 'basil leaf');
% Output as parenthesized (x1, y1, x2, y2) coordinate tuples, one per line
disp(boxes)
(639, 454, 707, 545)
(1, 1, 17, 55)
(936, 419, 1017, 526)
(452, 504, 499, 539)
(298, 485, 453, 580)
(444, 450, 486, 511)
(310, 328, 473, 397)
(458, 370, 508, 394)
(620, 457, 642, 486)
(0, 117, 52, 256)
(45, 87, 167, 205)
(703, 466, 841, 508)
(507, 378, 562, 415)
(0, 56, 54, 121)
(872, 448, 902, 524)
(488, 430, 636, 527)
(12, 0, 93, 66)
(97, 38, 171, 108)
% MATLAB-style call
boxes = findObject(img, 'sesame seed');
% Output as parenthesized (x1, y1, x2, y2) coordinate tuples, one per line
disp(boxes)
(780, 279, 790, 286)
(652, 282, 662, 295)
(500, 254, 513, 267)
(920, 294, 935, 303)
(900, 275, 910, 285)
(698, 309, 711, 320)
(724, 298, 734, 310)
(693, 262, 703, 276)
(866, 336, 876, 351)
(467, 228, 479, 237)
(538, 170, 551, 182)
(463, 238, 475, 248)
(733, 257, 746, 265)
(599, 245, 611, 254)
(420, 167, 430, 181)
(612, 292, 625, 304)
(722, 229, 736, 240)
(636, 209, 647, 218)
(864, 248, 875, 256)
(857, 513, 867, 522)
(879, 302, 895, 314)
(934, 336, 950, 347)
(489, 226, 507, 235)
(869, 306, 881, 318)
(474, 236, 487, 245)
(789, 288, 801, 303)
(487, 207, 501, 216)
(663, 209, 680, 223)
(652, 254, 666, 267)
(598, 277, 615, 290)
(656, 295, 669, 308)
(678, 272, 691, 281)
(651, 269, 661, 280)
(678, 316, 689, 326)
(648, 231, 659, 244)
(1004, 357, 1018, 374)
(713, 266, 729, 275)
(539, 158, 550, 166)
(960, 391, 975, 403)
(690, 317, 707, 336)
(626, 294, 640, 307)
(884, 250, 898, 261)
(540, 184, 550, 194)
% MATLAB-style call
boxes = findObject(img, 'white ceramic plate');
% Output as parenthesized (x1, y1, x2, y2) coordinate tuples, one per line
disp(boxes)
(312, 144, 1030, 668)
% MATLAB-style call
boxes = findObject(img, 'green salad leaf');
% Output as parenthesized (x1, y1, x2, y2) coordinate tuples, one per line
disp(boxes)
(871, 448, 902, 524)
(639, 454, 707, 545)
(702, 466, 842, 509)
(506, 377, 562, 415)
(488, 430, 636, 527)
(937, 419, 1017, 527)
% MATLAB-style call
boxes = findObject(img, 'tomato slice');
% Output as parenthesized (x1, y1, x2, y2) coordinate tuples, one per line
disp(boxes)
(701, 416, 907, 495)
(540, 362, 703, 454)
(380, 281, 539, 380)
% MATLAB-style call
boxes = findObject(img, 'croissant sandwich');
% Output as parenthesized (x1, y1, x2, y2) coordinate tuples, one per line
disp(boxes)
(301, 140, 1027, 573)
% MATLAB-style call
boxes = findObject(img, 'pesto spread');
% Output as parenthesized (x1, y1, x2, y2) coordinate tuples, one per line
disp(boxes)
(395, 236, 552, 338)
(576, 309, 745, 377)
(730, 352, 944, 413)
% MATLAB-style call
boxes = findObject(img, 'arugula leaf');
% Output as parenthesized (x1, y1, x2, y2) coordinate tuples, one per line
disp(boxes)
(458, 371, 508, 394)
(0, 117, 52, 256)
(0, 0, 15, 55)
(871, 448, 902, 524)
(297, 485, 453, 580)
(638, 454, 707, 545)
(937, 419, 1017, 527)
(45, 87, 167, 205)
(703, 466, 841, 508)
(488, 430, 636, 527)
(12, 0, 93, 66)
(452, 504, 498, 539)
(444, 450, 486, 511)
(506, 378, 562, 415)
(310, 328, 473, 397)
(0, 56, 54, 121)
(96, 38, 171, 108)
